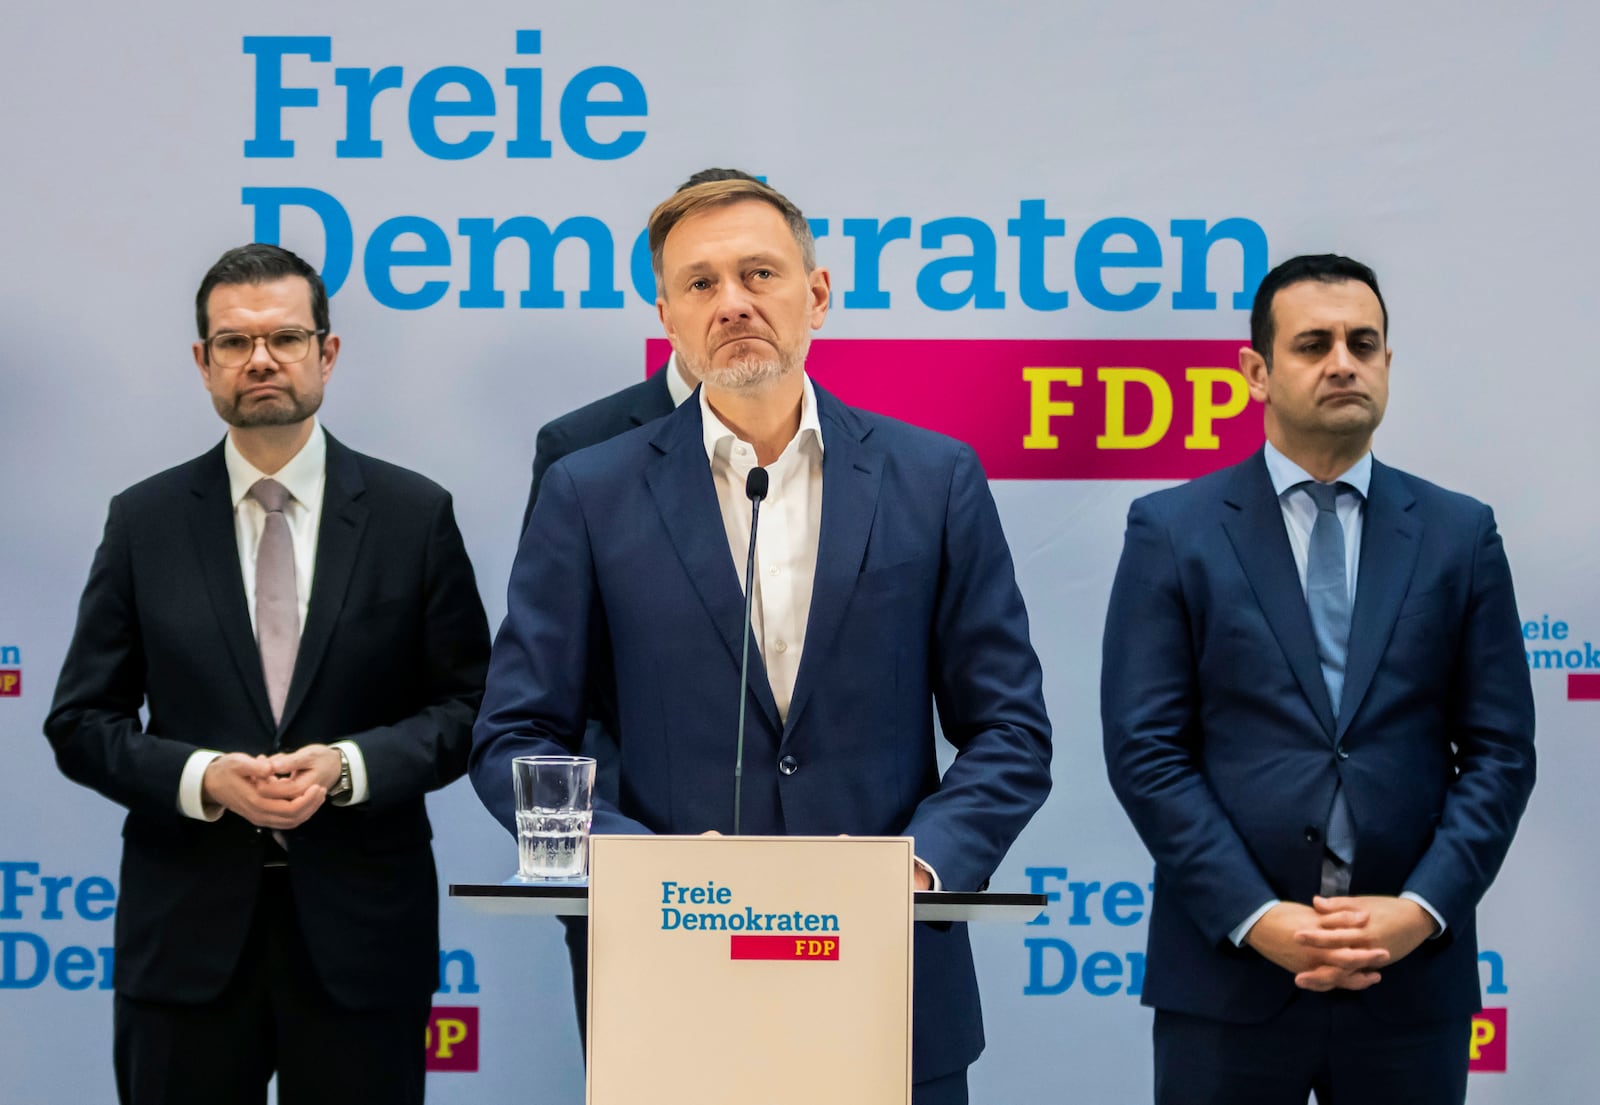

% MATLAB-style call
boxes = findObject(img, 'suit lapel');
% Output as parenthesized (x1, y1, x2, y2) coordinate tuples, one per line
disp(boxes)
(644, 400, 782, 732)
(1219, 452, 1337, 736)
(629, 365, 676, 427)
(1336, 460, 1421, 737)
(277, 433, 369, 736)
(781, 392, 881, 741)
(188, 443, 276, 734)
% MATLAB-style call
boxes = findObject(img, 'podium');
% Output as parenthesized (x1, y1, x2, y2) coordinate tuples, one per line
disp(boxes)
(451, 835, 1045, 1104)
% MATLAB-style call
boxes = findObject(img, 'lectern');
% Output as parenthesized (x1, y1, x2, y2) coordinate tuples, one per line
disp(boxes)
(451, 835, 1044, 1104)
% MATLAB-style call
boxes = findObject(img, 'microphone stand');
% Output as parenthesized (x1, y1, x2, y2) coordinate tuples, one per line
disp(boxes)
(734, 466, 769, 835)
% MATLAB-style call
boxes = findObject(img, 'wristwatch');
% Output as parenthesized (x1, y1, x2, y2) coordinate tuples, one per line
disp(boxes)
(329, 748, 352, 800)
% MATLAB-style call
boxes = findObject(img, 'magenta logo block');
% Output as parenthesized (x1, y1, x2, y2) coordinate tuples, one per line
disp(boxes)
(426, 1006, 479, 1072)
(1469, 1008, 1507, 1073)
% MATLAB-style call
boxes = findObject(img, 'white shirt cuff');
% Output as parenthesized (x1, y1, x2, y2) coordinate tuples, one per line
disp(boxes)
(178, 750, 225, 821)
(913, 856, 942, 892)
(331, 740, 369, 805)
(1230, 899, 1280, 947)
(1400, 891, 1446, 937)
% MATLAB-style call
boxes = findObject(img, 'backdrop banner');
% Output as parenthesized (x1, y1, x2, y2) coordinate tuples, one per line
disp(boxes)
(2, 4, 1594, 1102)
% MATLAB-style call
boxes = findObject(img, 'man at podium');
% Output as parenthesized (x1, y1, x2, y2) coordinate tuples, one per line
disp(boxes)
(472, 177, 1053, 1104)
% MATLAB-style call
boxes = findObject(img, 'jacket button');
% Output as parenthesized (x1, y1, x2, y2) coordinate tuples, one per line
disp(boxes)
(1304, 826, 1321, 843)
(778, 755, 799, 776)
(1336, 745, 1349, 760)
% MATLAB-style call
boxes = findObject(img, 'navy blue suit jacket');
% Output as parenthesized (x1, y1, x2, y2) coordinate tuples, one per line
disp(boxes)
(473, 382, 1052, 1079)
(1102, 451, 1535, 1024)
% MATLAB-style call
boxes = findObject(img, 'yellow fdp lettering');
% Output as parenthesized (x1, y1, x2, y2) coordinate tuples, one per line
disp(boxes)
(426, 1018, 469, 1059)
(822, 939, 836, 957)
(1096, 367, 1173, 449)
(1184, 367, 1250, 449)
(1022, 367, 1083, 449)
(1469, 1016, 1496, 1060)
(0, 673, 17, 694)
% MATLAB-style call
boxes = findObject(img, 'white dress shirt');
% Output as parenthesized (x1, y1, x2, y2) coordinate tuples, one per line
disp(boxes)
(177, 420, 370, 819)
(699, 376, 824, 723)
(1230, 442, 1442, 944)
(696, 376, 941, 889)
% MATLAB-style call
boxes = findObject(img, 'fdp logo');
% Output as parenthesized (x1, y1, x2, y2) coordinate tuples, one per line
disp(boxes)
(645, 338, 1262, 481)
(1469, 1008, 1507, 1073)
(426, 1006, 479, 1072)
(1, 645, 20, 697)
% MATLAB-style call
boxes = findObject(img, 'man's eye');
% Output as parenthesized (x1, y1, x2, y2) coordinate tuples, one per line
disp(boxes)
(214, 335, 251, 354)
(752, 269, 773, 280)
(689, 279, 710, 291)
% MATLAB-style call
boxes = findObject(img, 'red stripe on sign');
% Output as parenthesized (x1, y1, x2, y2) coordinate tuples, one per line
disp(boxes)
(730, 935, 841, 960)
(1569, 674, 1600, 701)
(647, 337, 1262, 480)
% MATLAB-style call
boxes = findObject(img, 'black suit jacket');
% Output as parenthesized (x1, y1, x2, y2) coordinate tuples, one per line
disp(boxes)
(45, 432, 490, 1010)
(521, 368, 674, 532)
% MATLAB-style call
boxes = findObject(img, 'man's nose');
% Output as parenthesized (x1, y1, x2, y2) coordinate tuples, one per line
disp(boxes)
(714, 281, 754, 322)
(245, 337, 278, 373)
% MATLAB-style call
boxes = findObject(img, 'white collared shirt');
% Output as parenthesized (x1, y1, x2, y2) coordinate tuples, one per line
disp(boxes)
(177, 420, 370, 819)
(700, 375, 824, 723)
(664, 352, 695, 407)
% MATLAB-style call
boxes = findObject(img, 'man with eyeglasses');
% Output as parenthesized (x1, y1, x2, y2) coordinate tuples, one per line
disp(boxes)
(45, 243, 490, 1104)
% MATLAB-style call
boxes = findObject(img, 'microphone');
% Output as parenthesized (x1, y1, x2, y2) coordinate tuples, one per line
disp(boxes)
(733, 466, 769, 835)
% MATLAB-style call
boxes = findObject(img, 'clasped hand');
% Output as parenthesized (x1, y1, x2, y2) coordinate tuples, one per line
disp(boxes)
(200, 745, 342, 829)
(1246, 896, 1437, 991)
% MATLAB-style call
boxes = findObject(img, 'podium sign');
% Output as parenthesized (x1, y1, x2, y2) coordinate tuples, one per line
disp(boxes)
(587, 835, 914, 1105)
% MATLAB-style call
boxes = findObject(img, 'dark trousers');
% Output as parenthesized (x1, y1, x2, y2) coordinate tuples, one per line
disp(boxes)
(114, 867, 431, 1105)
(1153, 993, 1470, 1105)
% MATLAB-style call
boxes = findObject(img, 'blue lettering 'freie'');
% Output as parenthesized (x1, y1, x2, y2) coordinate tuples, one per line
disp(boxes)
(558, 66, 648, 161)
(1075, 217, 1162, 311)
(334, 65, 404, 158)
(409, 66, 498, 161)
(243, 36, 332, 158)
(918, 216, 1005, 311)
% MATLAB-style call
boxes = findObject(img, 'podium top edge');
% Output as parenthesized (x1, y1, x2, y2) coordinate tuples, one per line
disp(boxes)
(448, 883, 1045, 907)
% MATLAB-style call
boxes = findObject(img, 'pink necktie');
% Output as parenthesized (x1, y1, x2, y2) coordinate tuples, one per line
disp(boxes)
(248, 478, 299, 724)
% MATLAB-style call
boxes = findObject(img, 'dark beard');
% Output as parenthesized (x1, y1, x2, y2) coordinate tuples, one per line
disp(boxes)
(213, 389, 322, 428)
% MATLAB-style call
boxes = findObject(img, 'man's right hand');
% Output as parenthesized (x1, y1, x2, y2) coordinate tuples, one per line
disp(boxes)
(200, 752, 327, 829)
(1244, 901, 1389, 991)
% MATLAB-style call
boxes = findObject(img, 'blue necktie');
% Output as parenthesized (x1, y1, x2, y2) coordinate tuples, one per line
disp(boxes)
(1304, 481, 1356, 871)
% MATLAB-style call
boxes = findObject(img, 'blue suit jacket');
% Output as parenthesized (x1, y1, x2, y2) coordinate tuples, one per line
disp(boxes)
(1102, 450, 1535, 1023)
(473, 382, 1052, 1079)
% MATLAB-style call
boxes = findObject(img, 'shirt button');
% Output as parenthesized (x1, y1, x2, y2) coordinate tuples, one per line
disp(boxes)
(775, 640, 788, 654)
(1304, 826, 1321, 843)
(769, 565, 780, 576)
(778, 755, 799, 776)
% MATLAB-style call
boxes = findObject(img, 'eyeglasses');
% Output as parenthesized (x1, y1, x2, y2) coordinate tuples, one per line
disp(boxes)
(206, 328, 327, 369)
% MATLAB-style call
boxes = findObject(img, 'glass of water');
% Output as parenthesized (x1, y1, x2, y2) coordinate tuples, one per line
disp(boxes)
(512, 755, 596, 881)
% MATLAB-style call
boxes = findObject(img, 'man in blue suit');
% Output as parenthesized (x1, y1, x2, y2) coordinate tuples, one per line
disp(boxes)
(472, 177, 1052, 1104)
(1102, 254, 1535, 1104)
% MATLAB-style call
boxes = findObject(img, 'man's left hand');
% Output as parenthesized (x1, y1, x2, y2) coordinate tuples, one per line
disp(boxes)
(1292, 895, 1438, 990)
(264, 744, 342, 794)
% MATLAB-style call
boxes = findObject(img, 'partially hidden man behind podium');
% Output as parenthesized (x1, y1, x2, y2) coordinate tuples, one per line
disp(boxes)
(45, 244, 490, 1105)
(471, 178, 1053, 1105)
(1101, 254, 1536, 1105)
